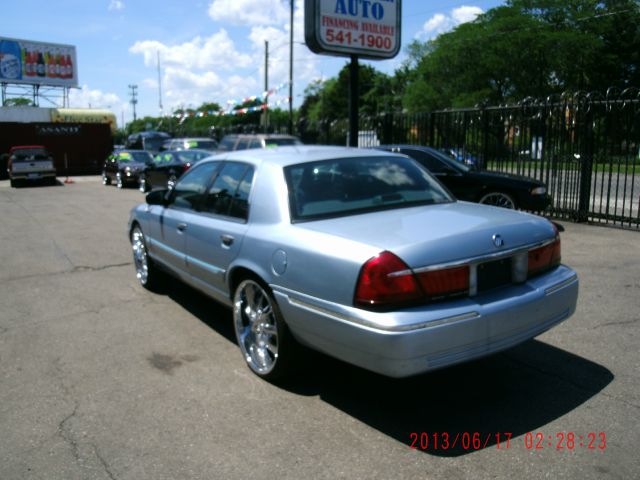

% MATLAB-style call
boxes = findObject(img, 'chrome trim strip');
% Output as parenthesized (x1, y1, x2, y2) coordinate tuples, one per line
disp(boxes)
(186, 254, 226, 277)
(544, 274, 578, 295)
(286, 296, 480, 333)
(412, 238, 557, 274)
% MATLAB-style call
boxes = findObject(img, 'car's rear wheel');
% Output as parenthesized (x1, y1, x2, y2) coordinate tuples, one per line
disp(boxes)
(233, 278, 295, 380)
(102, 172, 111, 185)
(478, 191, 517, 209)
(131, 226, 162, 290)
(10, 178, 16, 188)
(116, 172, 123, 189)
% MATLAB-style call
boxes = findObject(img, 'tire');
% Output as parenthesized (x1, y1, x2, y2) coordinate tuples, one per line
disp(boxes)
(233, 278, 296, 380)
(131, 226, 163, 290)
(116, 172, 123, 189)
(478, 191, 517, 209)
(167, 175, 177, 190)
(10, 178, 16, 188)
(102, 172, 111, 185)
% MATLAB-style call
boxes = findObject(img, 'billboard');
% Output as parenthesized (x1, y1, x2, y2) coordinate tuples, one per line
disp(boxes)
(305, 0, 401, 59)
(0, 36, 78, 88)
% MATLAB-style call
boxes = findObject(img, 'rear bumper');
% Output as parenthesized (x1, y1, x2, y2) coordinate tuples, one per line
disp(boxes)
(10, 170, 57, 180)
(273, 265, 578, 378)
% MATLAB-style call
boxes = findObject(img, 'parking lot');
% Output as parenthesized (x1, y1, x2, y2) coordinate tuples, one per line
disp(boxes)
(0, 177, 638, 479)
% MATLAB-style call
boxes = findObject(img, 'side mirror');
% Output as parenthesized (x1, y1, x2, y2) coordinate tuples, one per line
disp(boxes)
(146, 189, 169, 206)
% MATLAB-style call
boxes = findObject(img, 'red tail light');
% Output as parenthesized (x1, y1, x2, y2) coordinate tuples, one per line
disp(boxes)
(416, 266, 469, 298)
(528, 229, 561, 277)
(355, 252, 471, 309)
(183, 163, 192, 173)
(355, 252, 421, 308)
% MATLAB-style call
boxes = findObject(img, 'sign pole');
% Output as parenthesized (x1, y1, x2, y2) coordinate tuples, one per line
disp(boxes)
(348, 55, 359, 147)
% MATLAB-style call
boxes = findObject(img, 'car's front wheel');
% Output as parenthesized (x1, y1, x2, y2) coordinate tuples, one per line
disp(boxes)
(478, 191, 517, 209)
(167, 174, 177, 190)
(102, 172, 111, 185)
(233, 278, 295, 380)
(116, 172, 123, 189)
(131, 226, 162, 290)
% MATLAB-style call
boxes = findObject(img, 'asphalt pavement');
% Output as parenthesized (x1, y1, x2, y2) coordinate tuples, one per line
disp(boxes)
(0, 177, 638, 479)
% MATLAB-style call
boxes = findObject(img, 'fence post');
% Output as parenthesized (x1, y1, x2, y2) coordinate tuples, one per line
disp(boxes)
(577, 106, 594, 222)
(481, 106, 489, 170)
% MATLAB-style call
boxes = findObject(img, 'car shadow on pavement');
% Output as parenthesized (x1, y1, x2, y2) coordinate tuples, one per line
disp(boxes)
(280, 340, 613, 457)
(162, 282, 613, 457)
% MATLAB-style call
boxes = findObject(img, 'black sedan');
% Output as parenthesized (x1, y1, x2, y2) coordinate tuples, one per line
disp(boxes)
(102, 150, 154, 188)
(376, 145, 551, 211)
(139, 149, 212, 192)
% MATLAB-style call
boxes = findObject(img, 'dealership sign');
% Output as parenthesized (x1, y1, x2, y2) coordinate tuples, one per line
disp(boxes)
(0, 36, 78, 88)
(305, 0, 401, 59)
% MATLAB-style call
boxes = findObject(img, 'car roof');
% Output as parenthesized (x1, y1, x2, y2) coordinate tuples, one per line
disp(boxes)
(207, 145, 399, 168)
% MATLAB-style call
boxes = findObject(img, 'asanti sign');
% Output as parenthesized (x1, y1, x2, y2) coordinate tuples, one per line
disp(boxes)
(305, 0, 401, 59)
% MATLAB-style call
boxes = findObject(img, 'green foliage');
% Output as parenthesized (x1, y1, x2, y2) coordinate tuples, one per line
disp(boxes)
(3, 97, 33, 107)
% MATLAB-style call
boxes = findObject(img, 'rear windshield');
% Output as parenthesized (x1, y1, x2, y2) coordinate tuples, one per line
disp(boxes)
(265, 137, 301, 147)
(12, 148, 49, 161)
(187, 140, 217, 150)
(284, 155, 453, 221)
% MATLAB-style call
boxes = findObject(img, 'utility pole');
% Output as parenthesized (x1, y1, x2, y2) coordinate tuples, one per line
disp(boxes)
(157, 51, 163, 115)
(263, 40, 269, 133)
(128, 84, 138, 122)
(288, 0, 294, 135)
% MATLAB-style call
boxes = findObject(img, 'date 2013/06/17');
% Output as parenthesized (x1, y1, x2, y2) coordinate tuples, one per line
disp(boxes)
(409, 432, 607, 451)
(324, 28, 392, 50)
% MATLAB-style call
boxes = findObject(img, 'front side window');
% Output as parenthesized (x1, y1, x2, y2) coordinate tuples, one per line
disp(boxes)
(285, 155, 453, 221)
(171, 162, 219, 211)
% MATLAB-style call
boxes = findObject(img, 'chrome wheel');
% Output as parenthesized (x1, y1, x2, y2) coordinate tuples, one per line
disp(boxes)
(233, 280, 281, 376)
(116, 172, 123, 189)
(167, 175, 177, 190)
(131, 227, 149, 286)
(479, 191, 516, 209)
(139, 177, 148, 193)
(102, 172, 110, 185)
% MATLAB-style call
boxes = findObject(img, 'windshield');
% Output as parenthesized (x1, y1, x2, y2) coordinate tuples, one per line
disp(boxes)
(120, 152, 152, 163)
(12, 148, 49, 161)
(176, 151, 210, 163)
(285, 156, 453, 221)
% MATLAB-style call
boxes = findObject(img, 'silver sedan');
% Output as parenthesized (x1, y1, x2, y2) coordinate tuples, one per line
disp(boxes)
(128, 146, 579, 380)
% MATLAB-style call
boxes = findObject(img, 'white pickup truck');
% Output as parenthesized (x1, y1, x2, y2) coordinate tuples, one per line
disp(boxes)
(7, 145, 57, 187)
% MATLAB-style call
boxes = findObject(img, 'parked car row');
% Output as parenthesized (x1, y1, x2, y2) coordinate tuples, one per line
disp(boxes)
(128, 145, 578, 381)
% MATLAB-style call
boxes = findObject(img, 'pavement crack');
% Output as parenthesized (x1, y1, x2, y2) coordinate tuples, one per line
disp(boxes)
(93, 444, 118, 480)
(594, 318, 640, 329)
(0, 262, 132, 285)
(58, 403, 81, 463)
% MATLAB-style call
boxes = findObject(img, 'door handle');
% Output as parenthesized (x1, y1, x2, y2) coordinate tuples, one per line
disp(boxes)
(220, 234, 234, 247)
(177, 223, 187, 232)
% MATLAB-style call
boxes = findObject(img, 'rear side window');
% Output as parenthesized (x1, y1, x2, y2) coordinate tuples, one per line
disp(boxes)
(285, 156, 453, 221)
(203, 162, 254, 220)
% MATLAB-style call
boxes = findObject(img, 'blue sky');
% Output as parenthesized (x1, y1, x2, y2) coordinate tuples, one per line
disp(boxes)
(2, 0, 502, 126)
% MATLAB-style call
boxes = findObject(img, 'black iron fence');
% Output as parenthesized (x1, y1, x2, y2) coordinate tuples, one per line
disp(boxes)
(217, 89, 640, 229)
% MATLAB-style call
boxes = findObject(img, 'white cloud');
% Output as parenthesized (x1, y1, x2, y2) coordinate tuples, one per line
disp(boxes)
(108, 0, 124, 11)
(68, 85, 121, 110)
(416, 5, 483, 40)
(208, 0, 289, 26)
(129, 31, 252, 70)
